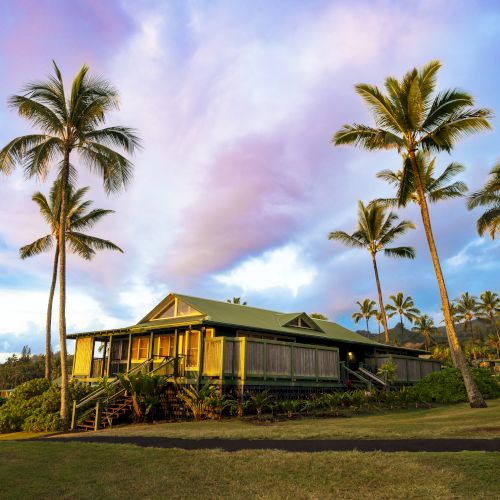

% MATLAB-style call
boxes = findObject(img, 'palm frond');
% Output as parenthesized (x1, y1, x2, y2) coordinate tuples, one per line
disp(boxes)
(333, 125, 405, 151)
(0, 135, 49, 175)
(31, 192, 55, 228)
(23, 137, 62, 180)
(84, 127, 141, 154)
(69, 232, 124, 253)
(71, 209, 115, 230)
(66, 234, 95, 260)
(19, 235, 53, 259)
(8, 95, 64, 134)
(328, 230, 365, 249)
(384, 246, 416, 259)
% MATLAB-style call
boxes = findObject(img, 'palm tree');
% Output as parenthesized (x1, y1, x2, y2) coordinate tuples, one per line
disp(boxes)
(453, 292, 479, 359)
(333, 60, 491, 407)
(385, 292, 420, 339)
(352, 299, 377, 334)
(20, 179, 123, 379)
(467, 163, 500, 239)
(0, 62, 140, 426)
(476, 291, 500, 357)
(412, 314, 438, 351)
(375, 153, 467, 208)
(329, 200, 416, 343)
(310, 312, 328, 320)
(373, 310, 384, 337)
(227, 297, 247, 305)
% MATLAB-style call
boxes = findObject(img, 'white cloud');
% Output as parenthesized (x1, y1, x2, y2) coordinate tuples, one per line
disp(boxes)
(215, 245, 317, 297)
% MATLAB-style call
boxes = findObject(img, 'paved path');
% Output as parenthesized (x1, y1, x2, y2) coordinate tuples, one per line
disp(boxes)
(44, 436, 500, 452)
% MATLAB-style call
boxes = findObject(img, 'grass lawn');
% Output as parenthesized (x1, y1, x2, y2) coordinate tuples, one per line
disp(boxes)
(0, 441, 499, 499)
(59, 398, 500, 441)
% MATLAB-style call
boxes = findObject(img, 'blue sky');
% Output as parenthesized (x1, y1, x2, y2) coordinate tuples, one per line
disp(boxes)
(0, 0, 498, 359)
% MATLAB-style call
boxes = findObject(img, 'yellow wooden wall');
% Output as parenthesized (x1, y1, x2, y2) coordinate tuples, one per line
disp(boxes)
(73, 337, 93, 376)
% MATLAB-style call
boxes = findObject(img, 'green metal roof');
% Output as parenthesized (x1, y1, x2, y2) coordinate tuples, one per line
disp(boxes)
(67, 292, 427, 353)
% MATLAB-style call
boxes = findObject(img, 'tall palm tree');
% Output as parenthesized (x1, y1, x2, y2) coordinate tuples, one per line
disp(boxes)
(333, 60, 492, 407)
(0, 62, 140, 426)
(352, 299, 377, 334)
(385, 292, 420, 339)
(20, 179, 123, 379)
(412, 314, 438, 351)
(375, 153, 468, 208)
(467, 163, 500, 239)
(453, 292, 479, 359)
(329, 200, 416, 343)
(476, 291, 500, 357)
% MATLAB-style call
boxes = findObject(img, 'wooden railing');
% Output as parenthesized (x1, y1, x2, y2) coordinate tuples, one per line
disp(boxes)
(71, 355, 179, 431)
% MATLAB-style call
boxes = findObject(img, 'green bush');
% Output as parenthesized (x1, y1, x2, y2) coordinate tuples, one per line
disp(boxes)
(0, 378, 63, 433)
(411, 367, 500, 404)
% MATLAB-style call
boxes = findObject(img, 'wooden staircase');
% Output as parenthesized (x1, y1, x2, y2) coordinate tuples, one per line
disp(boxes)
(76, 396, 134, 432)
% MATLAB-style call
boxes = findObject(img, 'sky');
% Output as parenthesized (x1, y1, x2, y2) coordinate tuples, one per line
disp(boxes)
(0, 0, 499, 360)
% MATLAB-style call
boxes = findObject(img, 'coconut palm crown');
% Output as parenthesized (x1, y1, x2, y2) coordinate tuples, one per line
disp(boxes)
(332, 60, 491, 408)
(412, 314, 439, 351)
(467, 163, 500, 239)
(476, 291, 500, 357)
(0, 61, 141, 427)
(329, 200, 415, 343)
(352, 299, 377, 334)
(375, 153, 468, 208)
(385, 292, 420, 338)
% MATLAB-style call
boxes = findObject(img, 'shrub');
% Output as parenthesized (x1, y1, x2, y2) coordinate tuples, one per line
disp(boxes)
(411, 367, 500, 404)
(0, 378, 62, 433)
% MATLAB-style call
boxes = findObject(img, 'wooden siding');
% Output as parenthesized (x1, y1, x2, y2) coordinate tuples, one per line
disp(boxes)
(73, 337, 93, 376)
(364, 355, 440, 382)
(203, 337, 339, 382)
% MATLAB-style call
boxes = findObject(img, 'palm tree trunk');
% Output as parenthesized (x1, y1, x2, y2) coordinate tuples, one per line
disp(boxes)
(490, 316, 500, 358)
(470, 321, 477, 360)
(58, 150, 70, 428)
(400, 315, 404, 338)
(365, 317, 370, 334)
(371, 254, 390, 343)
(45, 243, 59, 379)
(408, 150, 486, 408)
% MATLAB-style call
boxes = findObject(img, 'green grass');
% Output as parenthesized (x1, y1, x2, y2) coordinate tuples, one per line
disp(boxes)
(61, 398, 500, 441)
(0, 442, 498, 499)
(0, 431, 53, 441)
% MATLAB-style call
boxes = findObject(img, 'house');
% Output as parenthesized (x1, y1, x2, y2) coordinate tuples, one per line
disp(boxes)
(68, 292, 440, 392)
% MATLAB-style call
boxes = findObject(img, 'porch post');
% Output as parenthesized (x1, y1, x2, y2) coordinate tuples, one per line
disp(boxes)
(106, 335, 113, 377)
(173, 329, 178, 377)
(126, 333, 132, 372)
(197, 327, 205, 391)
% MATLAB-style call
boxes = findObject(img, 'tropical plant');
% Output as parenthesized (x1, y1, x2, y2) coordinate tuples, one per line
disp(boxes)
(227, 297, 247, 305)
(351, 299, 377, 334)
(329, 201, 415, 342)
(375, 153, 467, 208)
(453, 292, 479, 358)
(117, 373, 166, 422)
(0, 62, 140, 427)
(247, 390, 273, 419)
(177, 383, 217, 421)
(385, 292, 420, 338)
(476, 291, 500, 357)
(467, 163, 500, 239)
(20, 179, 122, 379)
(412, 314, 439, 350)
(205, 392, 234, 420)
(376, 358, 397, 384)
(333, 60, 492, 407)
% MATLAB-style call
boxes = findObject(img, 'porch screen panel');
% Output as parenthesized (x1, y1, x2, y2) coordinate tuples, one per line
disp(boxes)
(223, 340, 234, 374)
(246, 341, 264, 376)
(186, 331, 200, 369)
(74, 337, 93, 376)
(294, 347, 315, 377)
(407, 359, 420, 381)
(317, 349, 339, 378)
(394, 358, 407, 381)
(266, 344, 291, 376)
(131, 336, 149, 362)
(203, 339, 222, 376)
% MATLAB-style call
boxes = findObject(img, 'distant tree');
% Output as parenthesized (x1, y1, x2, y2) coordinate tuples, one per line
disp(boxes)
(352, 299, 377, 334)
(329, 200, 415, 343)
(412, 315, 439, 351)
(453, 293, 479, 359)
(227, 297, 247, 305)
(373, 310, 384, 337)
(467, 163, 500, 239)
(385, 293, 420, 338)
(20, 179, 122, 379)
(476, 291, 500, 357)
(310, 313, 328, 320)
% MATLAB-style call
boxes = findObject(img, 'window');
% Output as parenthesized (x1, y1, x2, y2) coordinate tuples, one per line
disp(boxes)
(289, 317, 312, 329)
(131, 336, 149, 361)
(153, 299, 201, 320)
(155, 335, 174, 358)
(111, 338, 129, 361)
(186, 330, 200, 368)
